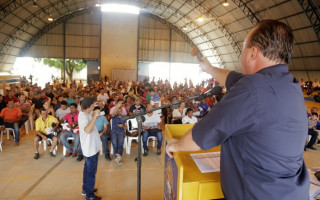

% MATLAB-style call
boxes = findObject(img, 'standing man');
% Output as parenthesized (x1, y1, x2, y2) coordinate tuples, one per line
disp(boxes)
(166, 20, 309, 199)
(78, 97, 102, 200)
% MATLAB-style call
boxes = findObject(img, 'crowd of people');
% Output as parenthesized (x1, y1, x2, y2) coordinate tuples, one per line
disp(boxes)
(0, 77, 219, 164)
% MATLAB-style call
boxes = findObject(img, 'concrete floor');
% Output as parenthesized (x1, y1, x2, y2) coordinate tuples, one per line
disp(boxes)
(0, 130, 164, 200)
(1, 129, 320, 200)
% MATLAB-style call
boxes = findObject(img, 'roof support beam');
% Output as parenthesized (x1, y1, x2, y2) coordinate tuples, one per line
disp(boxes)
(296, 0, 320, 42)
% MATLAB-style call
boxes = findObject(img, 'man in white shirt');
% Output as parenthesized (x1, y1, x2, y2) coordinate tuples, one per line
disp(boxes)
(97, 88, 109, 104)
(182, 108, 198, 124)
(56, 100, 70, 120)
(78, 97, 102, 200)
(142, 104, 162, 156)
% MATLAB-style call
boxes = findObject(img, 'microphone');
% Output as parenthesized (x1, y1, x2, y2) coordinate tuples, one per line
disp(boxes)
(195, 86, 222, 101)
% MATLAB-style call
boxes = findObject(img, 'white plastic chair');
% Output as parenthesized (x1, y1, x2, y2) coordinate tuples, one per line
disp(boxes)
(125, 120, 139, 154)
(63, 137, 74, 156)
(141, 136, 157, 152)
(6, 128, 15, 140)
(38, 138, 57, 155)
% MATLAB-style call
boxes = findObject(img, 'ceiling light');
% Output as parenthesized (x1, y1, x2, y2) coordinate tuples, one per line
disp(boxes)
(182, 26, 187, 30)
(95, 0, 101, 7)
(32, 0, 38, 8)
(48, 16, 54, 22)
(197, 16, 204, 22)
(222, 0, 229, 6)
(101, 4, 140, 15)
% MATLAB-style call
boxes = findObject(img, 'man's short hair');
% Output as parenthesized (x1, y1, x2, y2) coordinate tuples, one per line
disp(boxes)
(7, 99, 14, 104)
(149, 88, 155, 92)
(247, 20, 294, 64)
(82, 96, 96, 110)
(185, 108, 193, 115)
(69, 103, 77, 108)
(60, 100, 68, 106)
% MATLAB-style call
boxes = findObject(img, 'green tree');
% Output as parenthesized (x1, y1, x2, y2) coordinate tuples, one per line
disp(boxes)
(35, 58, 86, 81)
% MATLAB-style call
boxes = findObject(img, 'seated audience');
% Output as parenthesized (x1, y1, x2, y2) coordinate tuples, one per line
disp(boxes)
(198, 99, 210, 117)
(0, 95, 7, 113)
(0, 99, 22, 145)
(129, 97, 145, 115)
(142, 104, 162, 156)
(172, 102, 186, 124)
(182, 108, 198, 124)
(306, 107, 319, 150)
(60, 103, 81, 159)
(14, 93, 31, 127)
(93, 106, 111, 161)
(56, 100, 70, 120)
(42, 100, 55, 116)
(4, 90, 18, 103)
(111, 107, 126, 165)
(33, 108, 59, 159)
(97, 88, 109, 104)
(110, 99, 127, 117)
(66, 91, 75, 106)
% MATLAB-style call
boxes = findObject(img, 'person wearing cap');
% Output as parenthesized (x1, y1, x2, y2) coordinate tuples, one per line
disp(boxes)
(78, 96, 102, 200)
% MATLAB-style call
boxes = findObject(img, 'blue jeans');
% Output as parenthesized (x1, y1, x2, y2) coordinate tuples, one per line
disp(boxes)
(4, 122, 20, 142)
(82, 153, 98, 199)
(100, 135, 110, 155)
(142, 130, 162, 151)
(60, 132, 80, 154)
(111, 130, 125, 156)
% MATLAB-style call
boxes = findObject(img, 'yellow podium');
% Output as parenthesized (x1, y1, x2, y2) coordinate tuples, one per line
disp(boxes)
(164, 124, 224, 200)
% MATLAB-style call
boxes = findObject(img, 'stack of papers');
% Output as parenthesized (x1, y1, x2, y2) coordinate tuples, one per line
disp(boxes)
(190, 152, 220, 173)
(309, 168, 320, 199)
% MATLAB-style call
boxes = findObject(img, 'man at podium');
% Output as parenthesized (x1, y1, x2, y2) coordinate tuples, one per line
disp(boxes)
(166, 20, 309, 200)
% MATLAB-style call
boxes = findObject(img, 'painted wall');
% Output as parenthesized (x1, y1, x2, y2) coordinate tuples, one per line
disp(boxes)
(100, 12, 138, 80)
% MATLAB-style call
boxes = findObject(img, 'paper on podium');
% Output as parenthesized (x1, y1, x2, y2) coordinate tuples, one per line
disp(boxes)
(190, 152, 220, 173)
(309, 169, 320, 199)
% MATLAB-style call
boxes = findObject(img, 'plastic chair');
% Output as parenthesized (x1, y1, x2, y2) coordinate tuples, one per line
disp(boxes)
(63, 137, 74, 155)
(125, 120, 139, 154)
(6, 128, 15, 140)
(38, 138, 57, 155)
(141, 136, 157, 152)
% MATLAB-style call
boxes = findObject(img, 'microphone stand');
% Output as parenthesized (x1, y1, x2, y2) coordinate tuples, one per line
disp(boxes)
(123, 86, 221, 200)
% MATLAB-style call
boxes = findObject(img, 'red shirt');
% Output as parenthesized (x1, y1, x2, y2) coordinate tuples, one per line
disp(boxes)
(4, 95, 18, 103)
(0, 107, 22, 122)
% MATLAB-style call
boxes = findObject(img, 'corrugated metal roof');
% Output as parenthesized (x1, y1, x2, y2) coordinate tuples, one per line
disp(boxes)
(0, 0, 319, 73)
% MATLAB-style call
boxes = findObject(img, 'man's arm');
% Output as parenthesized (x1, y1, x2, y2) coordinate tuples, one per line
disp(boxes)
(84, 109, 100, 134)
(198, 57, 230, 86)
(37, 131, 47, 140)
(99, 124, 108, 137)
(166, 128, 201, 158)
(14, 115, 22, 123)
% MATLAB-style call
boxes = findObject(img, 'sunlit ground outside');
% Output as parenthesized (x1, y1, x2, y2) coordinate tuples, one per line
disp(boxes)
(13, 57, 87, 88)
(148, 62, 211, 86)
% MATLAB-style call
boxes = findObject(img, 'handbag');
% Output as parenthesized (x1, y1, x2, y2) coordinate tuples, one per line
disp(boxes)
(147, 128, 162, 134)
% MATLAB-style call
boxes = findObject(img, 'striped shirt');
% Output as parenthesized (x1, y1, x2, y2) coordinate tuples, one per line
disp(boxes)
(15, 101, 31, 116)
